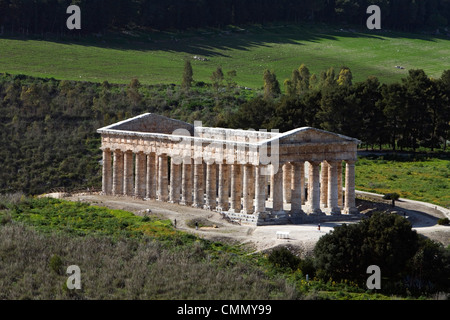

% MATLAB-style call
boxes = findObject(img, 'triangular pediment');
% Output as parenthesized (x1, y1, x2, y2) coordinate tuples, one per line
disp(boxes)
(98, 113, 194, 135)
(277, 127, 360, 144)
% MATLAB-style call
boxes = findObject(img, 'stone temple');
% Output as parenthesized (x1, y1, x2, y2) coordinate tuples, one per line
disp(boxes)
(97, 113, 361, 225)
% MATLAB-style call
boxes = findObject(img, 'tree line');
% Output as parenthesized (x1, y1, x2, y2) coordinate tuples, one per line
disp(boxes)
(227, 66, 450, 152)
(1, 0, 450, 35)
(0, 62, 449, 195)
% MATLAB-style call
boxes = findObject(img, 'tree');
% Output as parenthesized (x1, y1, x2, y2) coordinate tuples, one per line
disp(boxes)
(211, 67, 224, 92)
(337, 66, 353, 86)
(380, 82, 406, 150)
(181, 60, 194, 90)
(229, 97, 275, 130)
(314, 212, 419, 283)
(401, 69, 434, 151)
(225, 70, 237, 91)
(298, 64, 311, 93)
(263, 69, 281, 100)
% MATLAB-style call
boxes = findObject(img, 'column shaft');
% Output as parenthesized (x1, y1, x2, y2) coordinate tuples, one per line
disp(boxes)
(327, 161, 341, 215)
(123, 151, 134, 196)
(307, 161, 321, 214)
(255, 165, 267, 214)
(169, 160, 181, 203)
(337, 161, 343, 207)
(193, 160, 204, 207)
(205, 163, 217, 210)
(146, 153, 157, 199)
(135, 152, 146, 198)
(320, 161, 329, 208)
(230, 164, 242, 212)
(272, 164, 284, 213)
(291, 162, 304, 214)
(242, 164, 254, 214)
(344, 160, 358, 214)
(157, 154, 169, 201)
(112, 150, 123, 195)
(217, 163, 230, 211)
(102, 149, 112, 195)
(181, 160, 193, 206)
(283, 163, 292, 203)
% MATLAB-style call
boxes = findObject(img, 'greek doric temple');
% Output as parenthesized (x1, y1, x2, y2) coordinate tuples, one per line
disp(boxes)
(97, 113, 361, 225)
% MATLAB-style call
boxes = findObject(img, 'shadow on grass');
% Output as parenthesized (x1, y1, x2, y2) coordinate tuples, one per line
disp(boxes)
(3, 23, 447, 58)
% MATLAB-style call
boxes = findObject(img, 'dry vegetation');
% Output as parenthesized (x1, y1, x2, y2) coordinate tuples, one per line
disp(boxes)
(0, 194, 298, 300)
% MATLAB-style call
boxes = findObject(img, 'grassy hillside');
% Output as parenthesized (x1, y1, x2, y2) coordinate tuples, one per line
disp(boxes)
(0, 195, 407, 300)
(1, 24, 449, 88)
(356, 154, 450, 208)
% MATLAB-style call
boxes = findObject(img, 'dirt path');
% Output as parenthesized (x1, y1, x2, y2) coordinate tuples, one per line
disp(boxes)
(63, 193, 450, 254)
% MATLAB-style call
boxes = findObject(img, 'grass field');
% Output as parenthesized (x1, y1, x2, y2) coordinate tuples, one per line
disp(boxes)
(0, 196, 402, 300)
(356, 154, 450, 208)
(1, 24, 449, 88)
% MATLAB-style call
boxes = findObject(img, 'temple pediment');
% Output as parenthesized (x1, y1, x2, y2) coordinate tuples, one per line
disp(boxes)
(278, 127, 360, 145)
(98, 113, 194, 136)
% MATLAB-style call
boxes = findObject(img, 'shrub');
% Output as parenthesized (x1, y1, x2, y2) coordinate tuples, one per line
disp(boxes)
(49, 254, 64, 275)
(268, 246, 301, 271)
(437, 218, 449, 225)
(383, 192, 400, 200)
(314, 212, 419, 283)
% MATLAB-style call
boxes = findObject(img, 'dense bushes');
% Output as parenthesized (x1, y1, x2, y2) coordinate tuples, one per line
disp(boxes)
(0, 196, 297, 300)
(1, 67, 449, 196)
(313, 212, 450, 295)
(227, 68, 450, 153)
(0, 73, 248, 195)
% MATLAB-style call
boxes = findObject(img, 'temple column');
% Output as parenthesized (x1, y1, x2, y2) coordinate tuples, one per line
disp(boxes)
(102, 149, 112, 195)
(157, 154, 169, 201)
(192, 159, 204, 208)
(301, 163, 306, 205)
(146, 152, 157, 199)
(217, 163, 230, 211)
(326, 161, 341, 215)
(343, 160, 358, 214)
(205, 163, 217, 210)
(307, 161, 322, 214)
(123, 151, 134, 196)
(169, 159, 181, 203)
(242, 164, 254, 214)
(291, 161, 305, 214)
(181, 160, 193, 206)
(255, 165, 267, 214)
(272, 164, 285, 214)
(112, 149, 123, 196)
(268, 173, 274, 202)
(337, 161, 343, 207)
(320, 161, 328, 208)
(283, 163, 292, 203)
(230, 163, 242, 213)
(134, 152, 146, 198)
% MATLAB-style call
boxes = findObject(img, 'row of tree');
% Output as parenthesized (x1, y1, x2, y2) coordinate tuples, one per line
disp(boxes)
(1, 0, 450, 35)
(230, 66, 450, 152)
(0, 63, 449, 195)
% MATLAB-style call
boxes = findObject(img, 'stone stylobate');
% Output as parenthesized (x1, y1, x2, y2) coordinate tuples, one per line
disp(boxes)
(98, 113, 361, 225)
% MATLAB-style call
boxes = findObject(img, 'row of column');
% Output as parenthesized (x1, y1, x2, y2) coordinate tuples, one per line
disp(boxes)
(102, 148, 357, 215)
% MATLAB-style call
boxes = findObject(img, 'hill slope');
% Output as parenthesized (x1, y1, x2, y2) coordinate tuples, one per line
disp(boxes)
(1, 24, 449, 88)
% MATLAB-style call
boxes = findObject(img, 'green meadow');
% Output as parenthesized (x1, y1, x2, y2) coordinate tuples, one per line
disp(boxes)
(1, 24, 449, 88)
(356, 155, 450, 208)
